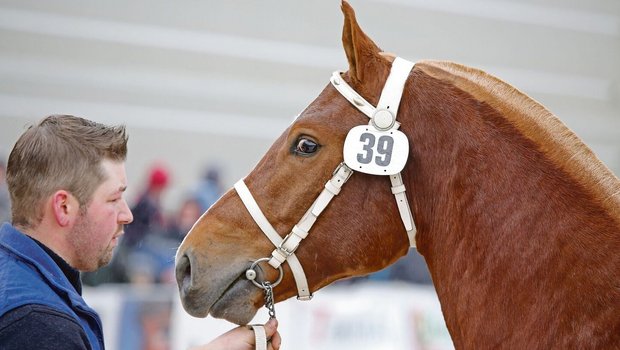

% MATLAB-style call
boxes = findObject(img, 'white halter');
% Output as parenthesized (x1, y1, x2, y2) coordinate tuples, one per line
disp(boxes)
(236, 57, 417, 300)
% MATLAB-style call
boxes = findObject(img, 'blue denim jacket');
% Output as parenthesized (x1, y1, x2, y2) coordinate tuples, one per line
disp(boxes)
(0, 223, 104, 350)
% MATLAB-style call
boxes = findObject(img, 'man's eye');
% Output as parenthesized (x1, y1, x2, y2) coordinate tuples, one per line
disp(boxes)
(294, 138, 319, 156)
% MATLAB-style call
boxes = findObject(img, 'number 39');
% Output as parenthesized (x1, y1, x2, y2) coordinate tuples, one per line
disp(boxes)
(357, 133, 394, 166)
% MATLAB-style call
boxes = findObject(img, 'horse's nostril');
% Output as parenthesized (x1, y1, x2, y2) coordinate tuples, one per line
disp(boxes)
(175, 253, 192, 293)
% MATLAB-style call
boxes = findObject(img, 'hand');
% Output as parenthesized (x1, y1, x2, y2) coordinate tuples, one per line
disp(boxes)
(190, 318, 281, 350)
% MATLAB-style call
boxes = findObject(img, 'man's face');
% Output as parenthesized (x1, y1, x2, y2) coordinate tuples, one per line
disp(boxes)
(68, 159, 133, 271)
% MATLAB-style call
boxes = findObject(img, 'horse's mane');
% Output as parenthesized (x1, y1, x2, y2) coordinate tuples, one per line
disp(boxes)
(416, 60, 620, 220)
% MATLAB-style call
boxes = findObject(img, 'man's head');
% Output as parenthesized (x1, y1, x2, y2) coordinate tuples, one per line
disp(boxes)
(7, 115, 133, 270)
(7, 115, 128, 228)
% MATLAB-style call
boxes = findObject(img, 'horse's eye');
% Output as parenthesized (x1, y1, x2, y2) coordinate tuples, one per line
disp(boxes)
(294, 138, 319, 156)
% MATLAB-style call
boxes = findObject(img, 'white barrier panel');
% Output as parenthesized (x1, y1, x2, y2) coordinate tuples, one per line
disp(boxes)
(85, 282, 453, 350)
(169, 282, 453, 350)
(82, 286, 124, 349)
(85, 285, 175, 350)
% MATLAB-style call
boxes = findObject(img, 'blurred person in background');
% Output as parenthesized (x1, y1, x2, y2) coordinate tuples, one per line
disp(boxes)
(166, 196, 202, 246)
(0, 158, 10, 223)
(119, 163, 171, 284)
(366, 250, 433, 284)
(124, 163, 169, 249)
(194, 165, 224, 213)
(122, 195, 203, 285)
(158, 196, 203, 283)
(82, 163, 171, 285)
(0, 115, 281, 350)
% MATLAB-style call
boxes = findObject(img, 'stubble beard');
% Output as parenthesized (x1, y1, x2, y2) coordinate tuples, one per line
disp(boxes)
(69, 212, 116, 271)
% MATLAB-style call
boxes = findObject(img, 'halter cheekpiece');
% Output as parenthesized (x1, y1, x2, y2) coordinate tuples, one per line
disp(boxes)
(238, 57, 417, 301)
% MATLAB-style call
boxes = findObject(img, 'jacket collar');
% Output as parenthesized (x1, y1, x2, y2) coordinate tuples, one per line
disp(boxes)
(0, 223, 82, 296)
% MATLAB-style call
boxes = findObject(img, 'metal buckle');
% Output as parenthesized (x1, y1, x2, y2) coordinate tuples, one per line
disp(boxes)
(296, 294, 314, 301)
(333, 162, 354, 181)
(276, 238, 295, 258)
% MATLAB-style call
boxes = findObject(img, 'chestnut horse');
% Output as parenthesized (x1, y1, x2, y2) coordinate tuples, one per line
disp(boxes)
(176, 2, 620, 348)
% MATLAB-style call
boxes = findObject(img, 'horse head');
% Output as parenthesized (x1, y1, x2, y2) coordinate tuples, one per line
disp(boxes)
(176, 2, 620, 347)
(175, 1, 412, 324)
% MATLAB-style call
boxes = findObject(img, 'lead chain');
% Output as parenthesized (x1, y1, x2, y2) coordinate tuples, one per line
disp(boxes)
(262, 282, 276, 319)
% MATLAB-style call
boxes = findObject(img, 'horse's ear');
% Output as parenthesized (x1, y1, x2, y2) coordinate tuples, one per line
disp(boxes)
(341, 0, 383, 84)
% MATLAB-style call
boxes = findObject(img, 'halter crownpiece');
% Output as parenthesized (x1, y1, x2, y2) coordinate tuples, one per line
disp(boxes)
(239, 57, 417, 303)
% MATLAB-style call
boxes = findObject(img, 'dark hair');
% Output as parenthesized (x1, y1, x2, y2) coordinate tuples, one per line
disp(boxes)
(6, 115, 128, 228)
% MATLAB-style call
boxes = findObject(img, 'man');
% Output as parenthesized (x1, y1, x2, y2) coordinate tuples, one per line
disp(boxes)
(0, 115, 280, 350)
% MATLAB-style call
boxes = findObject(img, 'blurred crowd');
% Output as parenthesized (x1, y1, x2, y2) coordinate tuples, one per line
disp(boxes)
(0, 158, 431, 287)
(81, 163, 224, 286)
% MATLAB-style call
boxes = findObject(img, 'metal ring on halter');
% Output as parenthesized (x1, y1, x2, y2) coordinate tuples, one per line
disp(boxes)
(245, 257, 284, 289)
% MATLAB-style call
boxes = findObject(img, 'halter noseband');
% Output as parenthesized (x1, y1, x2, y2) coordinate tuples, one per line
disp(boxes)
(237, 57, 417, 300)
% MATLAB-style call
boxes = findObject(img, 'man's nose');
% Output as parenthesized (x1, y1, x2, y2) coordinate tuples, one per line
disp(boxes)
(120, 200, 133, 224)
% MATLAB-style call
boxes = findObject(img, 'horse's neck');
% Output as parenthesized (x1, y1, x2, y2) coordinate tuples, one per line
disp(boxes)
(401, 67, 620, 348)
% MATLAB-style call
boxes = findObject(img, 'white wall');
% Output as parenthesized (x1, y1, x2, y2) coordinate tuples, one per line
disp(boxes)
(1, 0, 618, 212)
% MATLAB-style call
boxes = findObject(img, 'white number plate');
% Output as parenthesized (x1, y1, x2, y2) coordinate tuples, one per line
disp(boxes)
(343, 125, 409, 175)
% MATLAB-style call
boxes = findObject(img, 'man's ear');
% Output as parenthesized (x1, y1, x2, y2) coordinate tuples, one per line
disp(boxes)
(51, 190, 79, 227)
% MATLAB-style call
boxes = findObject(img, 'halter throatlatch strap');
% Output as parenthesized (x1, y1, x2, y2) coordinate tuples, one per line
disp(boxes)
(330, 57, 417, 246)
(390, 172, 415, 245)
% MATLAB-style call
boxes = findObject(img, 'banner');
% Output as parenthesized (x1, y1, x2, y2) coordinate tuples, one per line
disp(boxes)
(85, 282, 453, 350)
